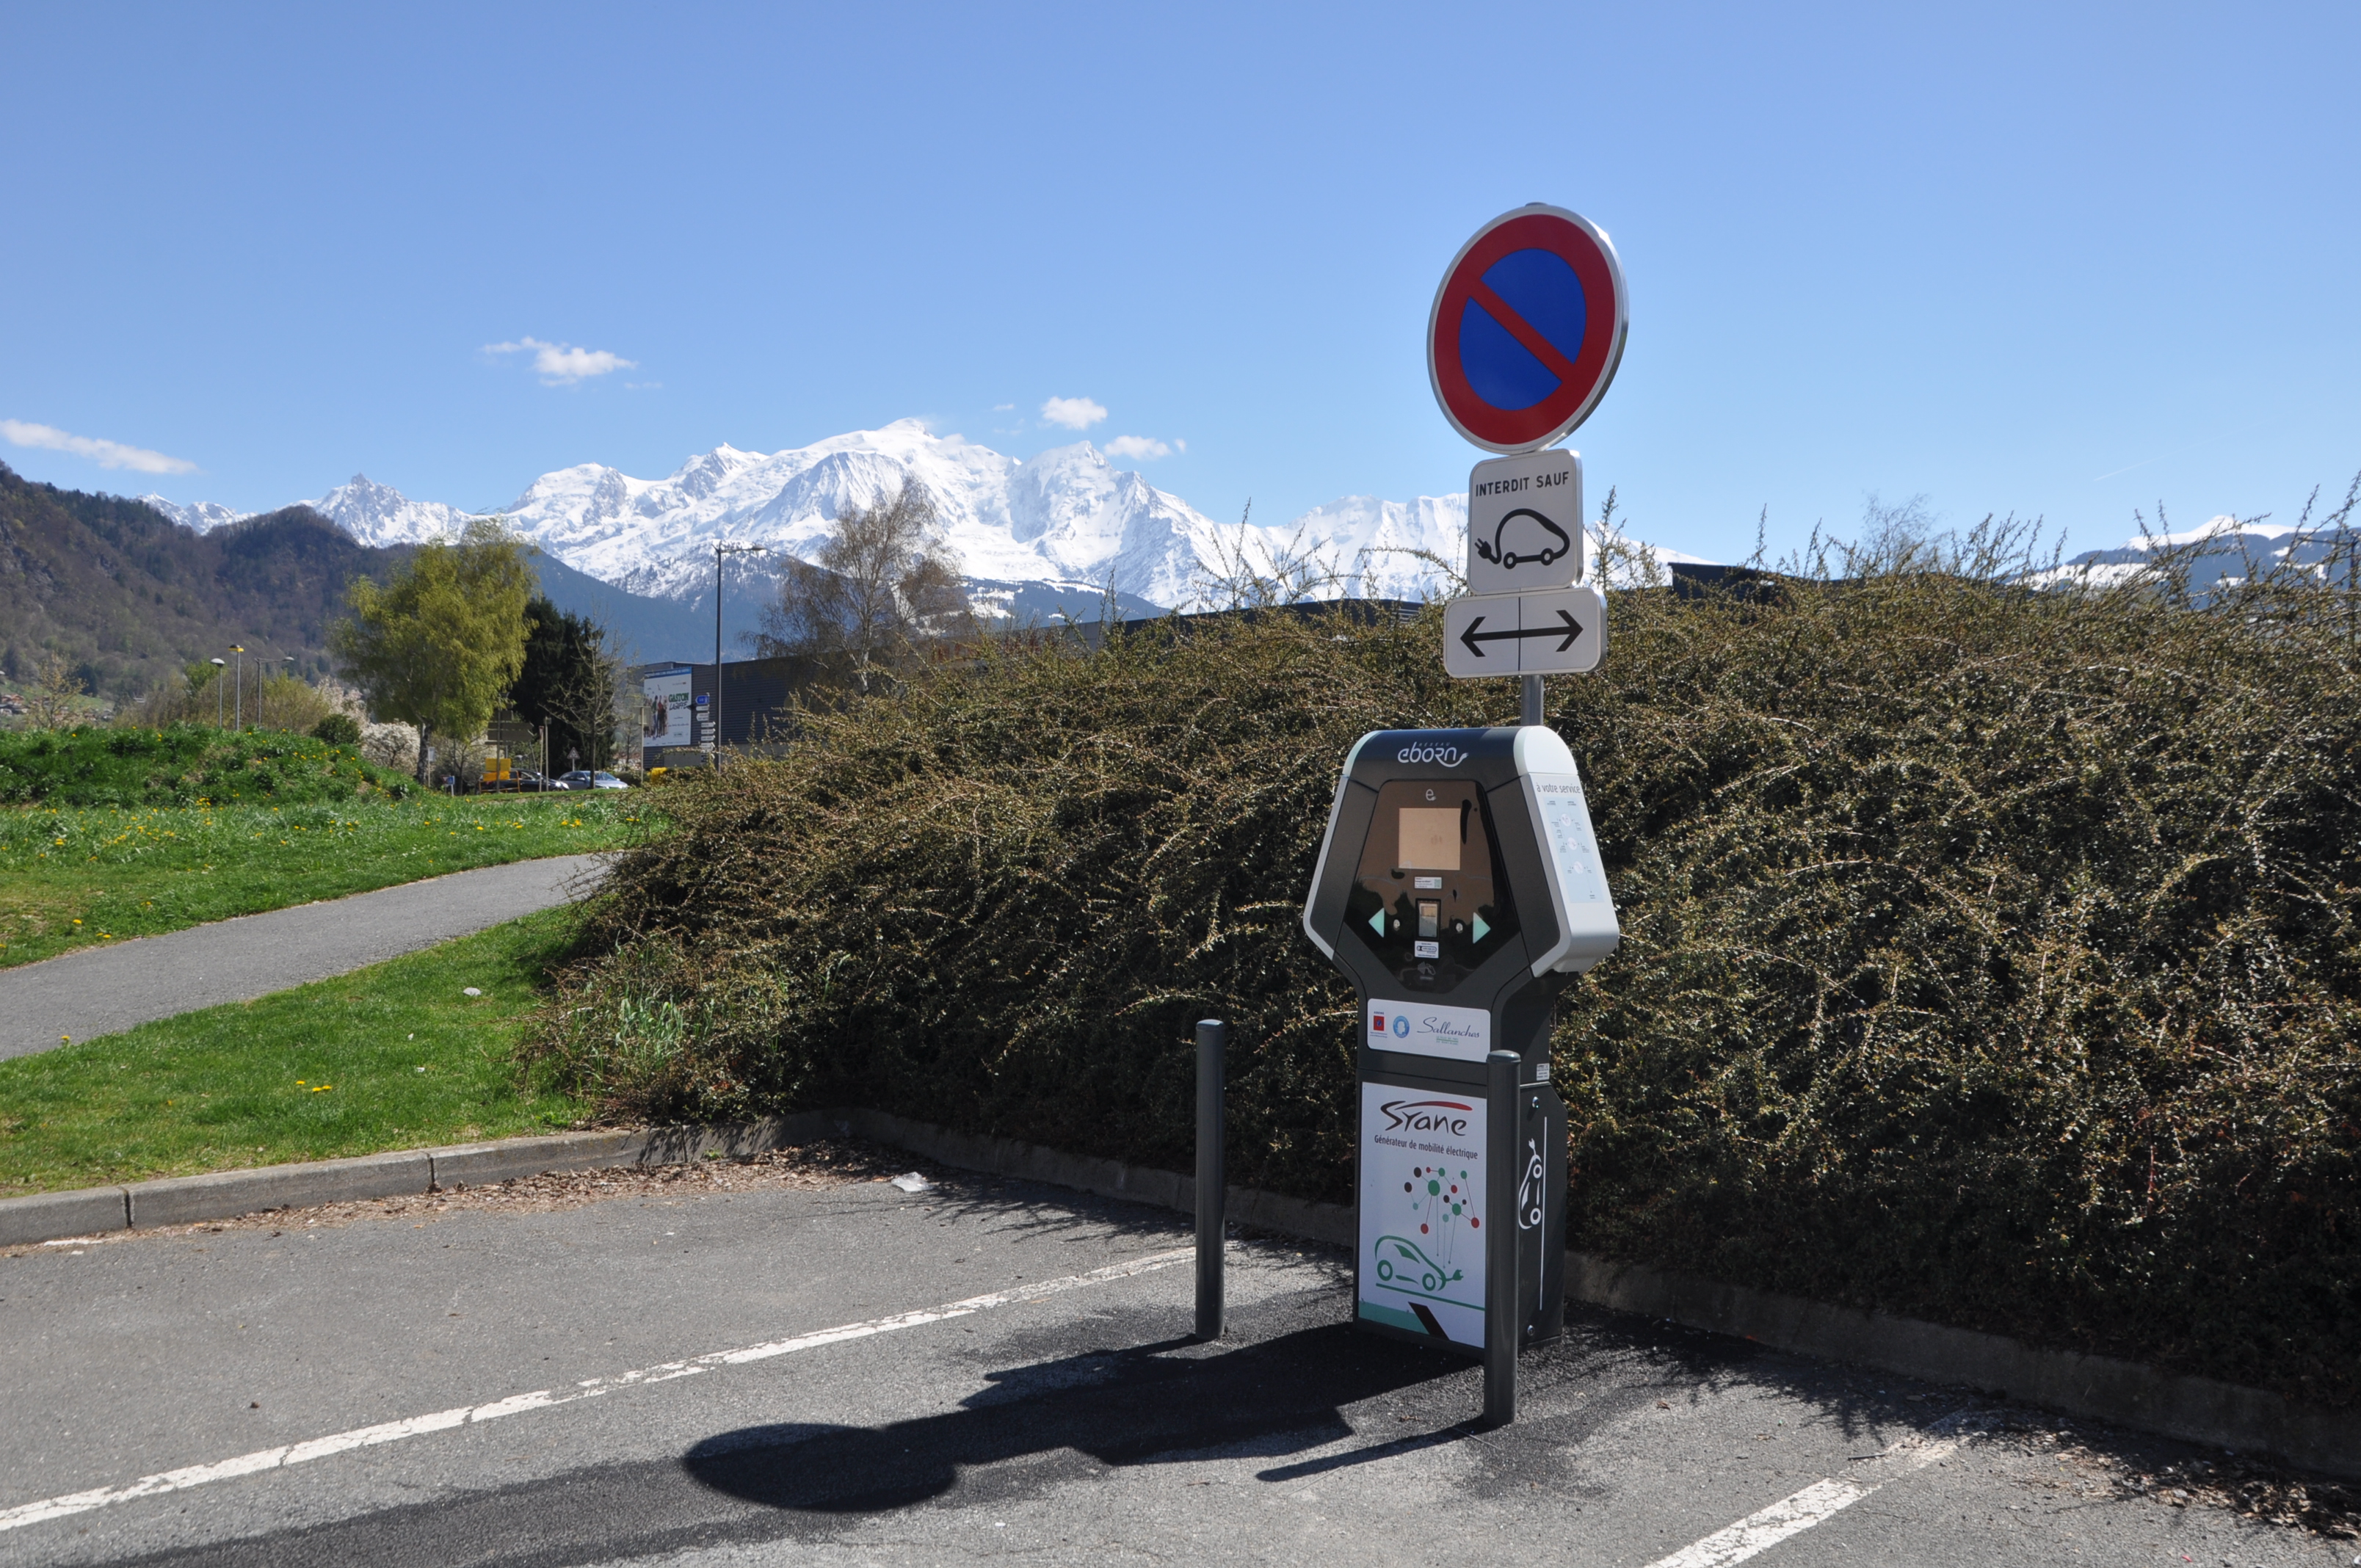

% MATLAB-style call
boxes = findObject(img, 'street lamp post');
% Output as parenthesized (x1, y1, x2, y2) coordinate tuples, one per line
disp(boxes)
(230, 645, 244, 728)
(210, 658, 227, 726)
(713, 542, 767, 769)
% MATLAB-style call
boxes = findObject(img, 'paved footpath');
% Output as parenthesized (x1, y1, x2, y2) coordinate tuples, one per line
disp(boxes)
(0, 1171, 2339, 1567)
(0, 854, 606, 1061)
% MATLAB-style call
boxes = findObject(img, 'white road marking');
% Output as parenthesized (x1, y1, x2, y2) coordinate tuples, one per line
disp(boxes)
(0, 1246, 1192, 1536)
(1643, 1424, 1970, 1568)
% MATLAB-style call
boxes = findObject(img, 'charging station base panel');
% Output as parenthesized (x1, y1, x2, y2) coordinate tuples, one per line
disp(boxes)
(1357, 1072, 1490, 1354)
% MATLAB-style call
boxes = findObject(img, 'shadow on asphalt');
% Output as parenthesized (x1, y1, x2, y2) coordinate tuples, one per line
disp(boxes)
(680, 1319, 1473, 1512)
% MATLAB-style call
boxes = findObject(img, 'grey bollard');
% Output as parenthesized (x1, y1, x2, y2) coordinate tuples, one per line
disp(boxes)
(1195, 1018, 1227, 1341)
(1484, 1048, 1519, 1426)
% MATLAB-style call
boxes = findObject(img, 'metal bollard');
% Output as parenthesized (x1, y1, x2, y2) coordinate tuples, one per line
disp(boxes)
(1484, 1048, 1519, 1426)
(1195, 1018, 1227, 1341)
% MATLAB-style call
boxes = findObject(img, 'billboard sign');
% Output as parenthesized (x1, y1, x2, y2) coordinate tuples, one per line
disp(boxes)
(642, 669, 693, 749)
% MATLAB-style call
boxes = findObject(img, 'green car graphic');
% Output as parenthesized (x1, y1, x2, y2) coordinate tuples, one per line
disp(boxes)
(1372, 1235, 1465, 1297)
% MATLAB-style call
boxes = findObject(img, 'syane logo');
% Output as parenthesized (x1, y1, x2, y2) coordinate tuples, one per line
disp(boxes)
(1379, 1098, 1471, 1135)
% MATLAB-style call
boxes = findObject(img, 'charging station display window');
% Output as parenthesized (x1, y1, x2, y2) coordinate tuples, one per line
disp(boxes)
(1343, 780, 1519, 990)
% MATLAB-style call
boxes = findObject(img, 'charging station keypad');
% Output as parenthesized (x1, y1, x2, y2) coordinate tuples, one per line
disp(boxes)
(1343, 780, 1520, 993)
(1530, 774, 1611, 912)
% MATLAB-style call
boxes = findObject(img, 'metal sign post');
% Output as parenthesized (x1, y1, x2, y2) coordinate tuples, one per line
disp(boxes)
(1302, 201, 1629, 1426)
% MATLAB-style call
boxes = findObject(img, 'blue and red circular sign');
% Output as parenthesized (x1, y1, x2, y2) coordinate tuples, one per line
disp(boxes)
(1426, 204, 1628, 453)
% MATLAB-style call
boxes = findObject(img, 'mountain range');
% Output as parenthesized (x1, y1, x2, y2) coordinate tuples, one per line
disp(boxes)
(139, 421, 1709, 641)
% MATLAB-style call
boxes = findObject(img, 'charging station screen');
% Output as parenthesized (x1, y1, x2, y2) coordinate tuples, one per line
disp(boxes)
(1397, 808, 1463, 871)
(1346, 782, 1517, 992)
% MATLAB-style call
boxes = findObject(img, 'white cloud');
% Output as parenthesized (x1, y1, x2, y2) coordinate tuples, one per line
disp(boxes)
(1103, 435, 1173, 460)
(1, 419, 197, 474)
(1040, 395, 1108, 430)
(991, 402, 1015, 412)
(484, 336, 637, 385)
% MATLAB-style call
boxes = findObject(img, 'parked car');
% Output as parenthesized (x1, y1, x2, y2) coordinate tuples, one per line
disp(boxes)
(557, 769, 630, 790)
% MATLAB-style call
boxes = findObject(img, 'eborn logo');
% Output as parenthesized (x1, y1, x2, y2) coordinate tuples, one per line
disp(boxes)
(1394, 743, 1468, 767)
(1379, 1098, 1472, 1136)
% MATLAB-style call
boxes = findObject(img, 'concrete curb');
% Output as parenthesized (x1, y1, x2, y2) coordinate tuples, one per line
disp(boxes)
(0, 1186, 131, 1246)
(2, 1117, 838, 1244)
(1563, 1252, 2361, 1481)
(125, 1151, 432, 1229)
(4, 1110, 2353, 1478)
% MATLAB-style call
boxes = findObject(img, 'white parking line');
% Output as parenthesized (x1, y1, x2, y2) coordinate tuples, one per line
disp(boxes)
(1643, 1423, 1971, 1568)
(0, 1246, 1193, 1536)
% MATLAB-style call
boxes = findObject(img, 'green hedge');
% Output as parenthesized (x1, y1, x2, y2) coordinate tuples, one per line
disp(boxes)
(526, 576, 2360, 1407)
(0, 724, 410, 806)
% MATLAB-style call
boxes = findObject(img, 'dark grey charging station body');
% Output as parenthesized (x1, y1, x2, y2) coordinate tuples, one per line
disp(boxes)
(1302, 726, 1618, 1360)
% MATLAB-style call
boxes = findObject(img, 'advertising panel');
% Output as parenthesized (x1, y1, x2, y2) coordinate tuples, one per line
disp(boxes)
(1358, 1080, 1487, 1346)
(642, 669, 693, 749)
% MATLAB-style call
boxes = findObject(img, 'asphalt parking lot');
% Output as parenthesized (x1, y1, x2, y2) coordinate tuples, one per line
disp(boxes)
(1, 1160, 2348, 1567)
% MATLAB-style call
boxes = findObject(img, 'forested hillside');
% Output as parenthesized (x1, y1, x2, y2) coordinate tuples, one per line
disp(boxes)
(1, 465, 733, 701)
(0, 462, 399, 700)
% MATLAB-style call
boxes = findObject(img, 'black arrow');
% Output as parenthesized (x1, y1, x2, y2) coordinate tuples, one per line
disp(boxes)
(1458, 609, 1585, 658)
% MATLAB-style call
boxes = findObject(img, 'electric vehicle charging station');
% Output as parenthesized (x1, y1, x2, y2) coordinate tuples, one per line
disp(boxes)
(1299, 202, 1628, 1423)
(1300, 728, 1617, 1371)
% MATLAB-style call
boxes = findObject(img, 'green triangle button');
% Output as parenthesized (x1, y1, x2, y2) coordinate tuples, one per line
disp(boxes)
(1472, 913, 1490, 943)
(1368, 908, 1387, 936)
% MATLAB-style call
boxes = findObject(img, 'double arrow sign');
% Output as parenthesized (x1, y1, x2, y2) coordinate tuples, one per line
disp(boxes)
(1441, 584, 1606, 678)
(1459, 607, 1585, 657)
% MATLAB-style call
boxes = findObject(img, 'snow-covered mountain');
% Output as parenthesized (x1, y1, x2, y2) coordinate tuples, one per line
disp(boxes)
(134, 420, 1709, 611)
(2040, 513, 2360, 594)
(135, 494, 247, 532)
(306, 473, 480, 547)
(496, 421, 1248, 609)
(135, 474, 478, 546)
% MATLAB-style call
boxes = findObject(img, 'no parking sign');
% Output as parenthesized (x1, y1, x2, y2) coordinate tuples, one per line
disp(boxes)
(1426, 204, 1628, 454)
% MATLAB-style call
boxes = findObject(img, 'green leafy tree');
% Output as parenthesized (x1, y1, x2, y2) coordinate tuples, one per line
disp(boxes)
(330, 519, 533, 782)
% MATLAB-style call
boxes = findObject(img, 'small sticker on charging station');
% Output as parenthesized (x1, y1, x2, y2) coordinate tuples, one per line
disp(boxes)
(1368, 999, 1490, 1062)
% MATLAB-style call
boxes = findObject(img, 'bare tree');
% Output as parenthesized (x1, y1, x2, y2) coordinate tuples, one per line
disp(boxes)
(754, 479, 975, 689)
(21, 652, 87, 730)
(1186, 499, 1355, 611)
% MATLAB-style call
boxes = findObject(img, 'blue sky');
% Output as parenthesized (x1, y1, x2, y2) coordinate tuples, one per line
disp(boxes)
(4, 2, 2356, 563)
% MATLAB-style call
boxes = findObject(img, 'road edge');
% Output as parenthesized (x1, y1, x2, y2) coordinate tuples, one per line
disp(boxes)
(3, 1108, 2352, 1480)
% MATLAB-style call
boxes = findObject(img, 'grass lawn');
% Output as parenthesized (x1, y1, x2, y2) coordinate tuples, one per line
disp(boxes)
(0, 791, 646, 970)
(0, 907, 591, 1197)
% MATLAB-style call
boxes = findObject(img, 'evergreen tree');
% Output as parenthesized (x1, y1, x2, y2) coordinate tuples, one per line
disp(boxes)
(509, 595, 622, 773)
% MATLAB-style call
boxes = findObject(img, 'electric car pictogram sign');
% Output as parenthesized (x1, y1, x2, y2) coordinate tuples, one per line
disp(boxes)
(1426, 204, 1628, 454)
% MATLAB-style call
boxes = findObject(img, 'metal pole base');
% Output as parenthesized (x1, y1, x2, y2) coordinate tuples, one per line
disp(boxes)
(1195, 1019, 1227, 1340)
(1521, 674, 1544, 727)
(1483, 1048, 1519, 1426)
